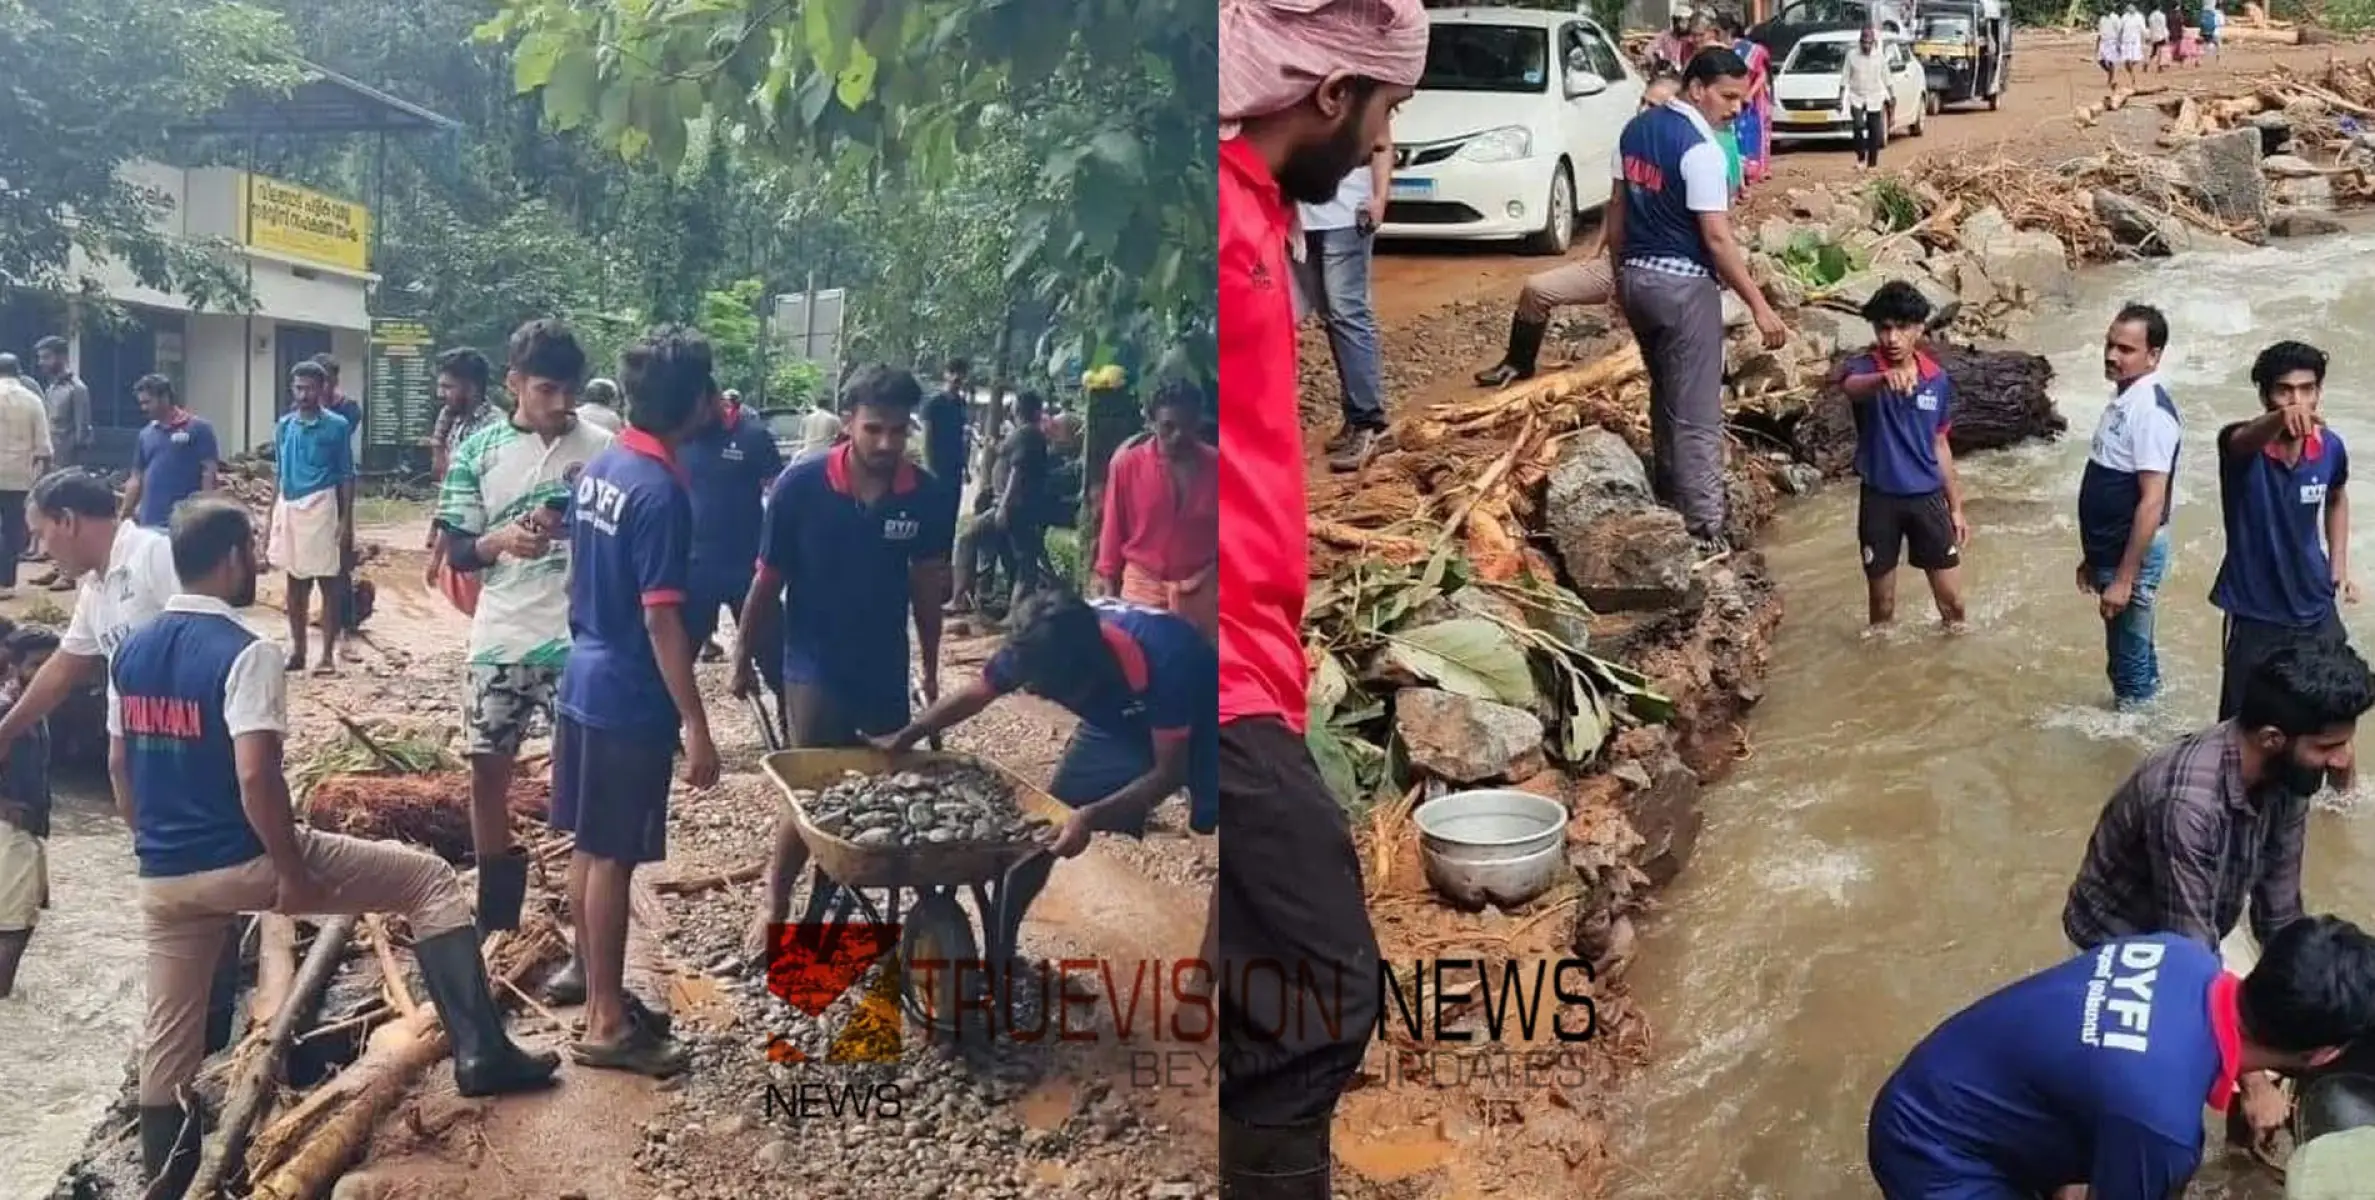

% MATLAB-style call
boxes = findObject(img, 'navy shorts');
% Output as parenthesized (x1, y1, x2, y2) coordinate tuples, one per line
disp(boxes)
(784, 680, 907, 747)
(1049, 719, 1219, 835)
(551, 715, 676, 865)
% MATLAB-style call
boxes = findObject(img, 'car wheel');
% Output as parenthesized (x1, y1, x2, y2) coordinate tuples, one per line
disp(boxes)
(1987, 92, 2000, 110)
(1910, 96, 1926, 136)
(1926, 89, 1942, 116)
(1519, 161, 1573, 257)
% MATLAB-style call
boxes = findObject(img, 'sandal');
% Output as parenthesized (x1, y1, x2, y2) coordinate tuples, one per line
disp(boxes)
(569, 1020, 689, 1079)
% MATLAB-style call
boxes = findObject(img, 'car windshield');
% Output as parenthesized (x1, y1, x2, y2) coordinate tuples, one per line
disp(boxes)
(1785, 40, 1854, 73)
(1920, 14, 1973, 38)
(1418, 24, 1550, 93)
(1778, 0, 1869, 25)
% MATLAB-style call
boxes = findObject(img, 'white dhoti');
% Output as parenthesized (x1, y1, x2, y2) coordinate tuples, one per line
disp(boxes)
(0, 823, 48, 932)
(268, 488, 343, 580)
(2220, 923, 2262, 974)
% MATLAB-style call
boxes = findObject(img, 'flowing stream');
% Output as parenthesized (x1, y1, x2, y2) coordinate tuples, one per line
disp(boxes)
(0, 789, 146, 1197)
(1611, 231, 2375, 1199)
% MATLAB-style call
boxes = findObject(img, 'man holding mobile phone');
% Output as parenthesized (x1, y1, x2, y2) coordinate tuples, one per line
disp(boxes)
(1293, 142, 1394, 473)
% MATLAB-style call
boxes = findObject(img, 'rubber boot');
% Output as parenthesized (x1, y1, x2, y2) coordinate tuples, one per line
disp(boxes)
(477, 847, 529, 934)
(1472, 316, 1547, 388)
(413, 926, 561, 1097)
(139, 1104, 201, 1198)
(1219, 1112, 1332, 1200)
(542, 954, 586, 1005)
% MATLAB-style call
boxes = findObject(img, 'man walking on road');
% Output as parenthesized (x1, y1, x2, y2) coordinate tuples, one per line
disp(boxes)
(2077, 303, 2182, 709)
(1295, 145, 1394, 472)
(1220, 0, 1425, 1193)
(1607, 47, 1788, 552)
(116, 500, 557, 1193)
(0, 356, 53, 601)
(2061, 640, 2375, 1150)
(2212, 341, 2355, 725)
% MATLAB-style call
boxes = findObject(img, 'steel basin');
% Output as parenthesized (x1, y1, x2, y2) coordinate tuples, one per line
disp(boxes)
(1412, 789, 1567, 910)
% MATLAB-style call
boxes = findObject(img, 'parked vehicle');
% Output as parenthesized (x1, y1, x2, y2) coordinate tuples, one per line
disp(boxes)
(1771, 29, 1929, 146)
(1378, 6, 1644, 256)
(1750, 0, 1912, 63)
(1913, 0, 2010, 110)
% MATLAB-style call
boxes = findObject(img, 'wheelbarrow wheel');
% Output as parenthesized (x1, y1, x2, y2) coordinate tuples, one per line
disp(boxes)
(899, 891, 984, 1040)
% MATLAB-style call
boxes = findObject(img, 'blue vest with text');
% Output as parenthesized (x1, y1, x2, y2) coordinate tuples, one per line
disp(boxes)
(1617, 105, 1715, 270)
(113, 612, 266, 878)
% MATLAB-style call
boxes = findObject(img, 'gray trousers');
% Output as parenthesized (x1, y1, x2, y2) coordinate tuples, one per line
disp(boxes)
(1619, 267, 1728, 539)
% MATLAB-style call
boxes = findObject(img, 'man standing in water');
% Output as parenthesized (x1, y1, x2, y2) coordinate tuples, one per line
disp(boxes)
(1219, 0, 1424, 1192)
(1834, 280, 1968, 629)
(2077, 303, 2181, 709)
(116, 500, 557, 1193)
(1607, 47, 1788, 553)
(554, 327, 719, 1075)
(436, 321, 610, 939)
(273, 360, 356, 675)
(1868, 916, 2375, 1200)
(2213, 341, 2355, 723)
(731, 366, 953, 965)
(2063, 640, 2375, 1150)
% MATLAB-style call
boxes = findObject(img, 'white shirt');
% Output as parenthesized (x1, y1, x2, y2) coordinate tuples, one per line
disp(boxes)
(2088, 371, 2183, 494)
(2098, 12, 2122, 52)
(63, 521, 181, 662)
(2147, 9, 2169, 38)
(435, 418, 613, 666)
(574, 402, 624, 434)
(2119, 10, 2148, 51)
(1298, 166, 1376, 233)
(105, 594, 286, 739)
(1842, 47, 1893, 109)
(0, 379, 54, 492)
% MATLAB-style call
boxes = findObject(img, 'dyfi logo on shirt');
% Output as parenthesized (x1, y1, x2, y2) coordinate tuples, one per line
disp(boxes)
(882, 517, 920, 542)
(2302, 482, 2330, 506)
(574, 474, 630, 535)
(2079, 940, 2164, 1053)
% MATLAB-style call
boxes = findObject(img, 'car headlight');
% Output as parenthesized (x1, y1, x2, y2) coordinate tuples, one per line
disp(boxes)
(1452, 126, 1532, 164)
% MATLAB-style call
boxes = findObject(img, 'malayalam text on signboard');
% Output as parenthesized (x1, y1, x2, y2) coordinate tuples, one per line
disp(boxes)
(241, 173, 370, 273)
(367, 318, 436, 457)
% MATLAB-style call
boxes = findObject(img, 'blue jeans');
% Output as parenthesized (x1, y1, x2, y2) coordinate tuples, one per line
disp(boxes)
(1294, 227, 1387, 430)
(2089, 530, 2172, 707)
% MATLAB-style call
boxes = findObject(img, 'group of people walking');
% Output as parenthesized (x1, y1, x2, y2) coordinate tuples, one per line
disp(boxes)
(2100, 0, 2224, 85)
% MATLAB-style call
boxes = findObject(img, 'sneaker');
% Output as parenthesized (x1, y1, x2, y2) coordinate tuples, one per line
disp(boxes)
(1322, 425, 1358, 455)
(1328, 427, 1387, 473)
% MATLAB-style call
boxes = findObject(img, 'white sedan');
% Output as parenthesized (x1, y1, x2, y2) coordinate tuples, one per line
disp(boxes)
(1771, 30, 1929, 146)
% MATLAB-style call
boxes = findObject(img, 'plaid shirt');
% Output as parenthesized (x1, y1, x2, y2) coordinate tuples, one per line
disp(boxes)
(2063, 721, 2308, 952)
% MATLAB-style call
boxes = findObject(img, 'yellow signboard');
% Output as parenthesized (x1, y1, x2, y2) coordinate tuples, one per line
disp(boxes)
(239, 173, 370, 273)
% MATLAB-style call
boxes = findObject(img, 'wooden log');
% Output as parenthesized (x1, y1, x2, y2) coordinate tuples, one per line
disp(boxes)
(654, 862, 765, 896)
(1797, 343, 2064, 476)
(251, 916, 299, 1026)
(189, 915, 357, 1199)
(245, 1011, 448, 1200)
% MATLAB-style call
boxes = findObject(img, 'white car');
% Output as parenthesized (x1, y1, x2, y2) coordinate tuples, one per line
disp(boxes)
(1378, 7, 1644, 256)
(1771, 29, 1930, 147)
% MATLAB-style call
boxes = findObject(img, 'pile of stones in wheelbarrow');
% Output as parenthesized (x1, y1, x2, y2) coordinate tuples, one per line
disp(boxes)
(803, 760, 1041, 848)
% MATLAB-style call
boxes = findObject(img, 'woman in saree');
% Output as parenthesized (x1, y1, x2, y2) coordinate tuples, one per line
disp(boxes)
(1722, 13, 1773, 185)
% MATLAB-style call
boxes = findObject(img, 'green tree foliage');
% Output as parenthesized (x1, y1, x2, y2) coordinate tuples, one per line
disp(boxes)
(0, 0, 298, 308)
(477, 0, 1218, 381)
(697, 277, 768, 396)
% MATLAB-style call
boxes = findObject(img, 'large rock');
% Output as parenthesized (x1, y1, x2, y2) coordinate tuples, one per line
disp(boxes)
(1543, 427, 1653, 534)
(2252, 110, 2296, 156)
(2271, 173, 2337, 213)
(1617, 746, 1704, 888)
(1959, 205, 2070, 306)
(2169, 127, 2269, 232)
(2271, 209, 2348, 238)
(2094, 191, 2193, 256)
(1558, 506, 1699, 613)
(1394, 688, 1545, 784)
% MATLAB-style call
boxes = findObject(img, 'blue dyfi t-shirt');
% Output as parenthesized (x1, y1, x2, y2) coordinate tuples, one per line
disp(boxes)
(1845, 350, 1955, 497)
(560, 428, 694, 740)
(275, 408, 355, 501)
(111, 610, 270, 878)
(680, 403, 784, 604)
(2212, 424, 2349, 628)
(758, 445, 956, 732)
(133, 414, 220, 528)
(1869, 934, 2237, 1200)
(1614, 102, 1729, 272)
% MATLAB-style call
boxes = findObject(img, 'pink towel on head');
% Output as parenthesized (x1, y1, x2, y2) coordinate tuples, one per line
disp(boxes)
(1219, 0, 1431, 127)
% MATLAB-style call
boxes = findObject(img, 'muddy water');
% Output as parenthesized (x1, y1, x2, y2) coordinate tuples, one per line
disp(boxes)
(0, 790, 144, 1196)
(1614, 232, 2375, 1200)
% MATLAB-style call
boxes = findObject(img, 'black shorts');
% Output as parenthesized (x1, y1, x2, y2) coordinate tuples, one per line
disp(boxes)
(2220, 612, 2349, 721)
(1216, 717, 1381, 1127)
(1858, 487, 1959, 576)
(551, 715, 676, 865)
(784, 682, 906, 747)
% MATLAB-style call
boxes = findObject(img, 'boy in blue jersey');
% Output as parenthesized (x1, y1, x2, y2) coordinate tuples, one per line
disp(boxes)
(554, 327, 720, 1077)
(2214, 341, 2357, 726)
(1605, 47, 1788, 550)
(123, 375, 219, 531)
(1869, 916, 2375, 1200)
(113, 499, 556, 1195)
(678, 384, 783, 669)
(1834, 280, 1970, 629)
(2077, 302, 2182, 709)
(730, 364, 955, 964)
(875, 588, 1217, 949)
